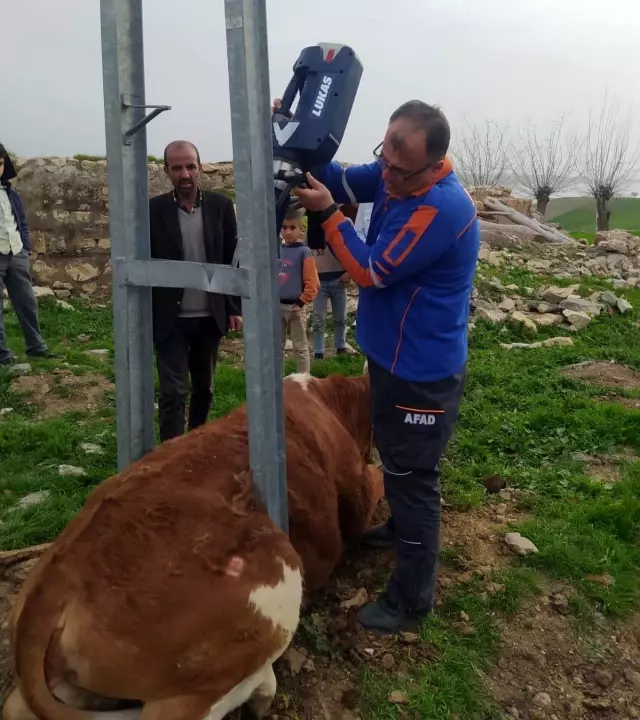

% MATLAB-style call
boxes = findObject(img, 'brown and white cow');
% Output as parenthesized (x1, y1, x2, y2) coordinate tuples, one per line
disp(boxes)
(3, 372, 381, 720)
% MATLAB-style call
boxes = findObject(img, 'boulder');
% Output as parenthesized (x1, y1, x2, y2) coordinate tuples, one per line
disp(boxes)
(500, 337, 574, 350)
(562, 309, 591, 330)
(499, 297, 516, 312)
(617, 297, 633, 314)
(601, 291, 620, 306)
(509, 311, 537, 338)
(475, 306, 507, 324)
(594, 229, 640, 255)
(533, 313, 564, 328)
(32, 286, 55, 299)
(526, 259, 553, 273)
(559, 296, 602, 316)
(504, 532, 539, 556)
(540, 285, 580, 304)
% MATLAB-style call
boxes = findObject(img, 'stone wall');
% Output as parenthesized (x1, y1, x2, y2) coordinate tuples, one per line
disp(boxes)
(12, 157, 235, 298)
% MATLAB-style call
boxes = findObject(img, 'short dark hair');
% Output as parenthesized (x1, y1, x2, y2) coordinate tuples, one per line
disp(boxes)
(163, 140, 201, 167)
(0, 144, 7, 159)
(389, 100, 450, 163)
(284, 206, 304, 222)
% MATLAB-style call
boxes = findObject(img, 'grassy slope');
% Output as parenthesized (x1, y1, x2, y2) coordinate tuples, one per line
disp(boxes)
(1, 286, 640, 718)
(547, 196, 640, 236)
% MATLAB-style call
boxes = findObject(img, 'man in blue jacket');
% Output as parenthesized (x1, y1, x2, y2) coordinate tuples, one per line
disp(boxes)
(0, 144, 57, 366)
(293, 100, 480, 634)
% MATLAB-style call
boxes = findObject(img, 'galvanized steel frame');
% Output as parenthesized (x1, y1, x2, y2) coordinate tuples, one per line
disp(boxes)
(100, 0, 288, 531)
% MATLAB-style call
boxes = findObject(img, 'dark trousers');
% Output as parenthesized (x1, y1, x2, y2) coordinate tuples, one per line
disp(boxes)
(0, 250, 47, 363)
(368, 357, 466, 613)
(154, 316, 222, 442)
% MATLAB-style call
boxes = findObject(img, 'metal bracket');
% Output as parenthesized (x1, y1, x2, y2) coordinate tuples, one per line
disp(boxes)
(115, 258, 251, 298)
(121, 94, 171, 142)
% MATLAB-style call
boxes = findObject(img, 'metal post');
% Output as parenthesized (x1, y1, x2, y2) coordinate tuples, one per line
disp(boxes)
(99, 0, 288, 531)
(224, 0, 288, 532)
(100, 0, 156, 470)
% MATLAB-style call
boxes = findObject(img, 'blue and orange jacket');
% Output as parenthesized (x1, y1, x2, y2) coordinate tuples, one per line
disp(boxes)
(314, 157, 480, 382)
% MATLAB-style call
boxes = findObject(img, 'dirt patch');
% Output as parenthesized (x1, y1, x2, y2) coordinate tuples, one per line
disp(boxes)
(10, 370, 113, 417)
(219, 335, 360, 369)
(571, 449, 637, 484)
(488, 588, 640, 719)
(218, 337, 244, 365)
(571, 452, 621, 484)
(561, 361, 640, 391)
(598, 394, 640, 411)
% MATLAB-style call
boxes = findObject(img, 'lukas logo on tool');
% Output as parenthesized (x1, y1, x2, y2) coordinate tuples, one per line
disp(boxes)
(311, 76, 333, 117)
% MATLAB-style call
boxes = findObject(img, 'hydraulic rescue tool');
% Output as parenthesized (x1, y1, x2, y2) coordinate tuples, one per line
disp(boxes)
(271, 43, 363, 248)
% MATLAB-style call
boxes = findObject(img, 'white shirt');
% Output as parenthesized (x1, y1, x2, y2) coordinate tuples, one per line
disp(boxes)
(0, 188, 23, 255)
(354, 202, 373, 243)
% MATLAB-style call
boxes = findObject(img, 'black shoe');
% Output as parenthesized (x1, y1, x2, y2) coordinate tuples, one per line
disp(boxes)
(0, 356, 15, 367)
(314, 352, 324, 360)
(357, 594, 429, 635)
(362, 522, 395, 549)
(26, 350, 63, 360)
(336, 348, 348, 356)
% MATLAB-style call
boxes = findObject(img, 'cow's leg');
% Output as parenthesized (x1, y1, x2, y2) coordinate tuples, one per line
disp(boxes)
(336, 463, 383, 542)
(3, 687, 142, 720)
(140, 662, 275, 720)
(3, 687, 37, 720)
(244, 664, 277, 719)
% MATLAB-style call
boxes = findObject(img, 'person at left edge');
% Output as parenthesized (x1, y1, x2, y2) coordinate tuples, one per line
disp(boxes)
(0, 143, 62, 366)
(149, 140, 242, 443)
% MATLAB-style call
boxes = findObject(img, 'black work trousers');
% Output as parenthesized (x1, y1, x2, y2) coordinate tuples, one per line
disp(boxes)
(368, 357, 466, 613)
(154, 316, 222, 443)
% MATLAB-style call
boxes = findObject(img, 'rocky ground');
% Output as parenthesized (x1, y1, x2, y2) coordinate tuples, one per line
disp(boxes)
(470, 228, 639, 340)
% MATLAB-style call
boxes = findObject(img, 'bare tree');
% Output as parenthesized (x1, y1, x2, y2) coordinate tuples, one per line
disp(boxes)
(450, 119, 510, 187)
(581, 94, 639, 231)
(509, 117, 580, 217)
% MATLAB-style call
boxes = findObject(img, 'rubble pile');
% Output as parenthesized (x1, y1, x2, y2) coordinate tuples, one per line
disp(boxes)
(478, 228, 640, 286)
(472, 281, 631, 335)
(469, 185, 577, 247)
(470, 227, 639, 337)
(469, 185, 539, 223)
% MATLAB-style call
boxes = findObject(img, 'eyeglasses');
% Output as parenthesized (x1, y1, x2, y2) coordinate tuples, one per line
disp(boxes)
(373, 142, 431, 181)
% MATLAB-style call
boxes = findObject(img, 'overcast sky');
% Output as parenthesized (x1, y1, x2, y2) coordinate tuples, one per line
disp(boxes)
(3, 0, 639, 167)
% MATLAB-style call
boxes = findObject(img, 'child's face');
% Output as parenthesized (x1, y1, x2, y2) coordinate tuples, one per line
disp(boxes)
(281, 218, 303, 245)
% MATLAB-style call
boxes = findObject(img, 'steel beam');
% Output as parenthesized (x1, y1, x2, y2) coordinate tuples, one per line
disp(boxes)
(100, 0, 156, 471)
(118, 259, 251, 298)
(224, 0, 288, 532)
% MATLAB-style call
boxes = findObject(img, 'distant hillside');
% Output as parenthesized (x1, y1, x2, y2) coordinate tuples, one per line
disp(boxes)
(547, 196, 640, 235)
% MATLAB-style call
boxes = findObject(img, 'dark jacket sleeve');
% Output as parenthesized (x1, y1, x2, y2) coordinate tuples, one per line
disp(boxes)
(148, 195, 161, 258)
(222, 197, 242, 317)
(10, 189, 31, 252)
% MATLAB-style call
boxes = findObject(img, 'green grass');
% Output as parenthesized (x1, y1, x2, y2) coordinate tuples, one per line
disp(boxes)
(547, 196, 640, 235)
(546, 196, 593, 219)
(2, 279, 640, 718)
(359, 569, 541, 719)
